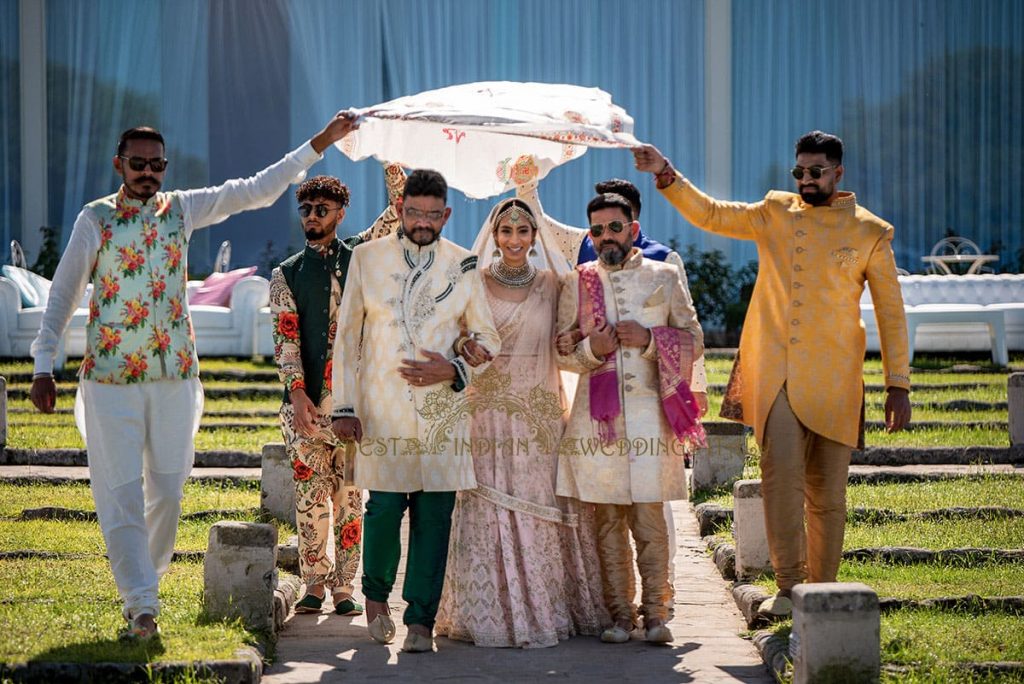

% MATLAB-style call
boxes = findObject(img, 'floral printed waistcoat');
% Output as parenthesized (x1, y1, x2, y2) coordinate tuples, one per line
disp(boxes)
(80, 188, 198, 383)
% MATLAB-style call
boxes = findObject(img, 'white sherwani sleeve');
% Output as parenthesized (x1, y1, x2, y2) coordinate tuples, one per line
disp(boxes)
(331, 245, 365, 419)
(451, 268, 501, 389)
(178, 141, 322, 235)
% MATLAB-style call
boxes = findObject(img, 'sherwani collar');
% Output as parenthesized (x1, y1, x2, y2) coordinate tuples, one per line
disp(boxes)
(397, 228, 439, 269)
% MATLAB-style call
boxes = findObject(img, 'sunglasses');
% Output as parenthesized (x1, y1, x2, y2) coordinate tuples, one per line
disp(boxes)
(297, 203, 341, 219)
(589, 220, 630, 238)
(119, 155, 168, 173)
(791, 165, 835, 180)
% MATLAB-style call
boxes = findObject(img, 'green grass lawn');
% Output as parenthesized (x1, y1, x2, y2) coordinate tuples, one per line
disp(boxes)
(754, 561, 1024, 601)
(697, 476, 1024, 510)
(0, 481, 294, 669)
(769, 611, 1024, 682)
(0, 482, 293, 555)
(0, 558, 258, 665)
(0, 482, 261, 518)
(5, 423, 280, 452)
(712, 515, 1023, 551)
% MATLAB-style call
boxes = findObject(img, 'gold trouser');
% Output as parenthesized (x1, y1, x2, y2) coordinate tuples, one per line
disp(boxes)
(761, 388, 852, 592)
(594, 502, 670, 625)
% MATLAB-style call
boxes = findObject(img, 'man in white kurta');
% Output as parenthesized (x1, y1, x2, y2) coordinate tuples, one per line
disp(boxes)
(331, 169, 500, 653)
(28, 113, 358, 639)
(555, 193, 703, 644)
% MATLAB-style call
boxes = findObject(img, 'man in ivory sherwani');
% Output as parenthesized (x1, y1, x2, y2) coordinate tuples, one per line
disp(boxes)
(555, 192, 704, 645)
(332, 169, 500, 653)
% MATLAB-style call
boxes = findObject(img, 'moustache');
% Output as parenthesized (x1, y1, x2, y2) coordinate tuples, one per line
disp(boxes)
(137, 177, 158, 184)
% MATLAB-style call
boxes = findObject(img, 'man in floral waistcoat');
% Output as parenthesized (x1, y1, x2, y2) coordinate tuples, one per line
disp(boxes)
(29, 112, 358, 640)
(270, 166, 405, 618)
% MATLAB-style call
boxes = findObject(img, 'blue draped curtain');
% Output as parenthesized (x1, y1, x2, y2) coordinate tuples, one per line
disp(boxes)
(44, 0, 209, 259)
(0, 0, 19, 261)
(5, 0, 1021, 273)
(290, 0, 706, 250)
(731, 0, 1024, 272)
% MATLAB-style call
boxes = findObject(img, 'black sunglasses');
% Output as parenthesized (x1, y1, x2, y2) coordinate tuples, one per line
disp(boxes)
(791, 165, 835, 180)
(589, 220, 629, 238)
(119, 155, 168, 173)
(297, 203, 341, 219)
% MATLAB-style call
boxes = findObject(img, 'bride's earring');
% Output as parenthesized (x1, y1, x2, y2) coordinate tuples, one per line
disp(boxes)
(492, 247, 501, 258)
(528, 241, 537, 257)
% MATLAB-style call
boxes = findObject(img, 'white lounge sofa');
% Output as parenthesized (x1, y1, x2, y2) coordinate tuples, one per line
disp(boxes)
(861, 274, 1024, 358)
(0, 274, 269, 361)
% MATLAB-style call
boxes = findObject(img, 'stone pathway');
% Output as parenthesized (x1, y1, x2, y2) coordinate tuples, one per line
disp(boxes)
(262, 500, 771, 684)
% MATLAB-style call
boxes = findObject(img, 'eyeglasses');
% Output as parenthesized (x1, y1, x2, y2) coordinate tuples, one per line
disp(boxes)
(403, 207, 445, 222)
(119, 156, 168, 172)
(297, 203, 341, 219)
(791, 165, 836, 180)
(589, 220, 630, 238)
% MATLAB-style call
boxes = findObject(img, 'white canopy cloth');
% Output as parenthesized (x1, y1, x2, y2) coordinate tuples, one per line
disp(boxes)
(336, 81, 641, 199)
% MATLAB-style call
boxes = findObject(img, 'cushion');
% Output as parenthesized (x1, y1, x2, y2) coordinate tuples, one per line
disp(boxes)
(188, 266, 257, 307)
(1, 265, 51, 308)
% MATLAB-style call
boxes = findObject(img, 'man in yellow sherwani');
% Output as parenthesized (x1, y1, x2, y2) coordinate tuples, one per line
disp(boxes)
(635, 131, 912, 618)
(331, 169, 500, 653)
(555, 192, 704, 644)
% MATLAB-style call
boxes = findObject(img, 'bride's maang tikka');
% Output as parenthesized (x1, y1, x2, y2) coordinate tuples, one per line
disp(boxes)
(494, 203, 537, 231)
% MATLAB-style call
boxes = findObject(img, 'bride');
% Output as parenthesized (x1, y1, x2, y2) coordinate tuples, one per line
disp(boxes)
(433, 196, 607, 648)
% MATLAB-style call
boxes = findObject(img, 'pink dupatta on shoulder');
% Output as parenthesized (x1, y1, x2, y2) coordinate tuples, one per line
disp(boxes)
(577, 264, 705, 447)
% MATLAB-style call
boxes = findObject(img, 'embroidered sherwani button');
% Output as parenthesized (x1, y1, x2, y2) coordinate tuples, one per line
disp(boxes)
(625, 384, 634, 392)
(790, 337, 799, 344)
(796, 247, 805, 253)
(794, 301, 802, 307)
(794, 282, 803, 289)
(623, 351, 632, 358)
(794, 265, 803, 272)
(796, 230, 806, 237)
(791, 319, 800, 326)
(624, 372, 635, 380)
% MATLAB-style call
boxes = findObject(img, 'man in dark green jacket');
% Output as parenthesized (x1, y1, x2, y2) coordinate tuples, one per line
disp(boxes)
(270, 170, 403, 616)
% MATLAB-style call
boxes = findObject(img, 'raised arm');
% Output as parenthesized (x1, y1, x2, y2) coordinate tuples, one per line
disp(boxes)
(634, 145, 767, 241)
(182, 112, 359, 233)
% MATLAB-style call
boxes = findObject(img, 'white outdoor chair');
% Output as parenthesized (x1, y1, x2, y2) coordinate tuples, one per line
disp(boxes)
(9, 240, 26, 268)
(214, 240, 232, 273)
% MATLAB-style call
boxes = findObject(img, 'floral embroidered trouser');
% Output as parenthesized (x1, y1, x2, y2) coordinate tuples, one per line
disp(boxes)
(280, 403, 362, 595)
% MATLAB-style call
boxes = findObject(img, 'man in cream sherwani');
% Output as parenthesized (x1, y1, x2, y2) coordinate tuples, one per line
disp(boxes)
(635, 131, 912, 619)
(332, 169, 500, 653)
(555, 192, 704, 645)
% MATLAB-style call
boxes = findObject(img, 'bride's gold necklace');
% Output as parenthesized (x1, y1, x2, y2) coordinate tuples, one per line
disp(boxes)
(489, 258, 536, 288)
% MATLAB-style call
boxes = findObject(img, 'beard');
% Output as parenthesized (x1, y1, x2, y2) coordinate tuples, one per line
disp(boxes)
(598, 241, 629, 266)
(799, 184, 832, 206)
(405, 225, 441, 246)
(304, 224, 332, 241)
(126, 176, 160, 201)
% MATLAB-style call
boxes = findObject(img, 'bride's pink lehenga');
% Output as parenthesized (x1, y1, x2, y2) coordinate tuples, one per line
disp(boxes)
(435, 269, 609, 648)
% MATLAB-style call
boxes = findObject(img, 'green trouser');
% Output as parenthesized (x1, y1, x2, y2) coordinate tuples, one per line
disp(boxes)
(361, 490, 456, 629)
